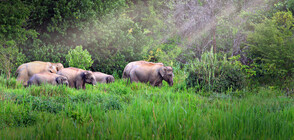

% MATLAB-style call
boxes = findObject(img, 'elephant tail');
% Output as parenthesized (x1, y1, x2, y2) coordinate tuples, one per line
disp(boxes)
(122, 71, 127, 79)
(15, 64, 26, 76)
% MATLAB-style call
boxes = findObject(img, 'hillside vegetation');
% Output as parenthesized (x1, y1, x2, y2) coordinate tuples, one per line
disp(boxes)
(0, 0, 294, 139)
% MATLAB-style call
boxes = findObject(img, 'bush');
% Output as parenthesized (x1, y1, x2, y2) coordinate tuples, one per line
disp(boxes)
(186, 48, 246, 93)
(66, 46, 93, 70)
(247, 11, 294, 85)
(144, 37, 182, 66)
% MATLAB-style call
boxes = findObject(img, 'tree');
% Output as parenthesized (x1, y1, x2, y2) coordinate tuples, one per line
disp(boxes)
(0, 0, 36, 78)
(247, 11, 294, 83)
(66, 46, 93, 70)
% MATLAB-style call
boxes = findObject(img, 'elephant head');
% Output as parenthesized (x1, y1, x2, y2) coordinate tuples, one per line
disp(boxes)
(159, 66, 174, 86)
(54, 63, 64, 71)
(48, 65, 58, 73)
(56, 76, 69, 86)
(106, 75, 115, 83)
(83, 71, 97, 86)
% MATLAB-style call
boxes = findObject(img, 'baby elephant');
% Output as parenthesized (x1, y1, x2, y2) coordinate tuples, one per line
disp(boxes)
(28, 72, 69, 86)
(93, 72, 115, 84)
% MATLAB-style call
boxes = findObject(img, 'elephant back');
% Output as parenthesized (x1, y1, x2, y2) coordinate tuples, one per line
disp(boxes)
(26, 62, 57, 76)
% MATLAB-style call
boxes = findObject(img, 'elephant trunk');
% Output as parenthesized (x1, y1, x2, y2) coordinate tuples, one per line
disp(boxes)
(169, 80, 173, 86)
(92, 80, 97, 86)
(65, 81, 69, 86)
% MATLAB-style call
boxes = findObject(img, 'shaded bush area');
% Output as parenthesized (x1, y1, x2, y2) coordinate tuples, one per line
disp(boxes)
(187, 48, 246, 92)
(247, 11, 294, 86)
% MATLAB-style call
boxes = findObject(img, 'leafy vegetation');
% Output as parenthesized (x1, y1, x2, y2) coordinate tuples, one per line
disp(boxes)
(187, 48, 247, 93)
(0, 0, 293, 138)
(247, 11, 294, 85)
(66, 46, 93, 70)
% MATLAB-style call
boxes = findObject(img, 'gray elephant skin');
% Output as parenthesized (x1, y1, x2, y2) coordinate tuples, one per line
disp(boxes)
(122, 61, 174, 86)
(57, 67, 96, 89)
(27, 72, 69, 86)
(93, 72, 115, 84)
(16, 61, 64, 86)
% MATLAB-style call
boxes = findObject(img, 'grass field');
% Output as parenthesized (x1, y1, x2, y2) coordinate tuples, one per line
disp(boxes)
(0, 76, 293, 139)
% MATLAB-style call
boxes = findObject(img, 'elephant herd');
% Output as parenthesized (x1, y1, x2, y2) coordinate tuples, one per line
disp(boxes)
(16, 61, 174, 89)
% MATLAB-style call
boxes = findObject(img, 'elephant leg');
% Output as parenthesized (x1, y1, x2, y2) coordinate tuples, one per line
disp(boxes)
(129, 70, 139, 83)
(130, 75, 139, 83)
(82, 82, 86, 89)
(75, 81, 81, 89)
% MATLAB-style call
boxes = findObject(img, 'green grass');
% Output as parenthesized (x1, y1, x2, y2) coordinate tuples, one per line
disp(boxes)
(0, 76, 293, 139)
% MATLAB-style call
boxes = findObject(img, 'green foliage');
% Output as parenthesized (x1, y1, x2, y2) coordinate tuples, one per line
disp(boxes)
(0, 77, 23, 89)
(66, 46, 93, 70)
(0, 0, 37, 78)
(247, 11, 294, 84)
(88, 12, 148, 75)
(186, 48, 247, 92)
(0, 0, 37, 44)
(0, 101, 37, 128)
(26, 0, 126, 45)
(287, 0, 294, 13)
(145, 37, 182, 66)
(31, 43, 70, 65)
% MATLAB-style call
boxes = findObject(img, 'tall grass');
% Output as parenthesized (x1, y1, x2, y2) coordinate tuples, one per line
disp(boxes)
(0, 75, 293, 139)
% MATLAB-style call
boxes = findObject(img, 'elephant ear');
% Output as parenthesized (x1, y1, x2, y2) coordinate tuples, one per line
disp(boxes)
(56, 76, 62, 84)
(159, 67, 167, 77)
(106, 76, 114, 83)
(106, 76, 110, 83)
(56, 63, 64, 71)
(49, 65, 57, 73)
(83, 71, 91, 77)
(83, 71, 94, 80)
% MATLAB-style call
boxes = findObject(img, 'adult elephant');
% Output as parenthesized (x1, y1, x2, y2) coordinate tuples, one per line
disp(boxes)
(57, 67, 96, 89)
(16, 61, 64, 86)
(27, 72, 69, 86)
(122, 61, 173, 86)
(93, 72, 115, 84)
(122, 61, 163, 79)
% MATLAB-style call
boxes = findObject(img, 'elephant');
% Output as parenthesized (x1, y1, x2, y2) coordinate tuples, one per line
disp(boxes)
(122, 61, 173, 86)
(16, 61, 64, 86)
(34, 61, 64, 71)
(93, 72, 115, 84)
(122, 61, 163, 79)
(57, 67, 97, 89)
(27, 72, 69, 86)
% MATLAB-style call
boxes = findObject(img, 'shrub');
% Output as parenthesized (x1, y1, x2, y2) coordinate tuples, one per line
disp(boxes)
(144, 37, 182, 66)
(66, 46, 93, 70)
(247, 11, 294, 85)
(186, 48, 246, 92)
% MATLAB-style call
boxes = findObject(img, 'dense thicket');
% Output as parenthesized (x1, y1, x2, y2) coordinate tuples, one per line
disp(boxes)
(0, 0, 293, 91)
